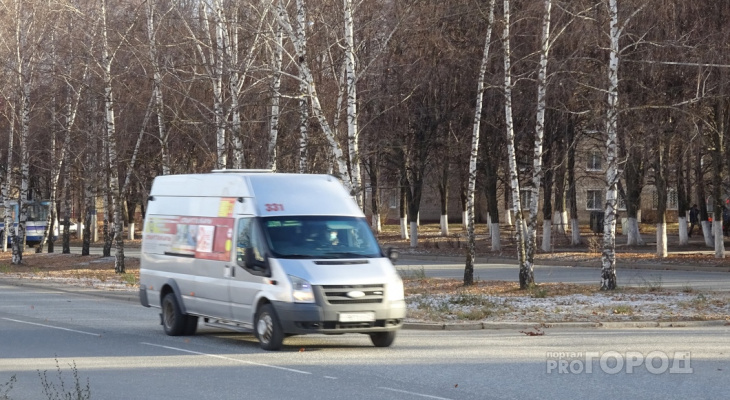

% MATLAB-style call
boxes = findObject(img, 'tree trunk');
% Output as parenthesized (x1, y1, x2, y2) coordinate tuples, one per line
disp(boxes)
(101, 0, 125, 273)
(502, 0, 530, 288)
(600, 0, 620, 290)
(465, 0, 495, 285)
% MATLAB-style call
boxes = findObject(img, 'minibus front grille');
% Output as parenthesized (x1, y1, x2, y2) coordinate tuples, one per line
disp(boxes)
(320, 284, 385, 304)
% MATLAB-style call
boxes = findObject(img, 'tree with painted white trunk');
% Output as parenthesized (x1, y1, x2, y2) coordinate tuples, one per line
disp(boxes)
(621, 145, 645, 246)
(652, 137, 670, 258)
(465, 0, 495, 286)
(708, 96, 728, 259)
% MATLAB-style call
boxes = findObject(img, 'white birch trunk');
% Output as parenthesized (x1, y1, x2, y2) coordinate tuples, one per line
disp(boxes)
(400, 217, 409, 240)
(503, 0, 529, 288)
(571, 218, 582, 245)
(227, 8, 244, 170)
(296, 0, 309, 173)
(440, 215, 449, 236)
(268, 22, 283, 171)
(101, 0, 125, 273)
(656, 223, 667, 258)
(344, 0, 362, 208)
(601, 0, 620, 290)
(147, 0, 170, 175)
(526, 0, 552, 271)
(714, 220, 725, 258)
(678, 216, 689, 245)
(462, 210, 468, 229)
(504, 208, 513, 226)
(465, 0, 495, 284)
(2, 113, 15, 253)
(213, 1, 226, 169)
(15, 73, 31, 264)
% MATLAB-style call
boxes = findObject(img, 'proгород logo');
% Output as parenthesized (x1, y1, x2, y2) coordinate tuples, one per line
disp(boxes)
(546, 351, 693, 375)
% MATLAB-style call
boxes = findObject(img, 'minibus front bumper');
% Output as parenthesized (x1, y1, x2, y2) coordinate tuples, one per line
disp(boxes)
(272, 300, 406, 334)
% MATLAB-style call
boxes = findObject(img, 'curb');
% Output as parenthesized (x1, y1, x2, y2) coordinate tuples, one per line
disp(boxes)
(403, 319, 729, 331)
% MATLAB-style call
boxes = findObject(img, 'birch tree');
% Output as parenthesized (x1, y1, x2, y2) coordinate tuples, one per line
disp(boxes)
(526, 0, 552, 269)
(600, 0, 621, 290)
(146, 0, 171, 175)
(267, 18, 283, 171)
(1, 110, 15, 254)
(465, 0, 495, 286)
(100, 0, 125, 273)
(503, 0, 530, 289)
(277, 0, 360, 200)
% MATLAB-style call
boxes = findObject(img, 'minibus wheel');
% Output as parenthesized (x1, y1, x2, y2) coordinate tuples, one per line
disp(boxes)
(369, 331, 396, 347)
(161, 293, 187, 336)
(255, 304, 284, 350)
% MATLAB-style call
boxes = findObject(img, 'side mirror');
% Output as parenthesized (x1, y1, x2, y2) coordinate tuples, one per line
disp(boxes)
(387, 247, 399, 263)
(243, 247, 271, 276)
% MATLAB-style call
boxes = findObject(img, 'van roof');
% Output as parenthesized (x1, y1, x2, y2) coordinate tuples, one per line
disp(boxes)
(149, 172, 364, 217)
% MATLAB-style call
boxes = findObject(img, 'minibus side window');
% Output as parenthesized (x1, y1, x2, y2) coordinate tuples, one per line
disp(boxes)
(236, 218, 266, 272)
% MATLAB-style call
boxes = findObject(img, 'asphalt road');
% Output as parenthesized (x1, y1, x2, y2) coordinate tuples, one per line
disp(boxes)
(70, 246, 730, 291)
(1, 281, 728, 400)
(394, 260, 730, 291)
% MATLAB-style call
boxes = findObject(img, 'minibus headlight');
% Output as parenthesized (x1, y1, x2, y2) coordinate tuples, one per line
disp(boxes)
(388, 277, 404, 301)
(288, 275, 315, 303)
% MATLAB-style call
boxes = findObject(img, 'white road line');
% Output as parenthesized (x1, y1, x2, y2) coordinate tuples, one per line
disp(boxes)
(1, 317, 100, 337)
(324, 376, 338, 379)
(140, 342, 311, 375)
(378, 387, 454, 400)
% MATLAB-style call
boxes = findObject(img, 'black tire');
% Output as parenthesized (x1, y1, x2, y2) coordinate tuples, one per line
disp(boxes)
(161, 292, 187, 336)
(369, 331, 397, 347)
(255, 304, 284, 350)
(183, 315, 199, 336)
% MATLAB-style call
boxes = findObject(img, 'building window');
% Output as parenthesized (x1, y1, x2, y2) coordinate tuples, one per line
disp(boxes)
(587, 150, 602, 171)
(652, 189, 678, 210)
(586, 189, 603, 210)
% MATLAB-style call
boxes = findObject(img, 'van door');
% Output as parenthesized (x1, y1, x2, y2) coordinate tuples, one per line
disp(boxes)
(228, 216, 268, 325)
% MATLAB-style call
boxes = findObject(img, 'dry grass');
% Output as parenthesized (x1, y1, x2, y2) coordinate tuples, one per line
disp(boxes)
(0, 247, 139, 289)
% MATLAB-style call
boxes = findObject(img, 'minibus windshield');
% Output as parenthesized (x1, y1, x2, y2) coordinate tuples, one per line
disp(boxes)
(261, 216, 382, 259)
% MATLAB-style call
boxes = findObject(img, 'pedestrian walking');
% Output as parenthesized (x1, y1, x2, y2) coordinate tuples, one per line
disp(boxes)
(689, 204, 699, 237)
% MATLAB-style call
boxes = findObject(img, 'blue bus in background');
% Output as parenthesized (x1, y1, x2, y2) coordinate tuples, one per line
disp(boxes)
(0, 200, 59, 246)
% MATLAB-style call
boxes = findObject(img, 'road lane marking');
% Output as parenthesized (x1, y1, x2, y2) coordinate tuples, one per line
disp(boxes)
(378, 387, 454, 400)
(324, 376, 338, 379)
(140, 342, 311, 374)
(1, 317, 100, 336)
